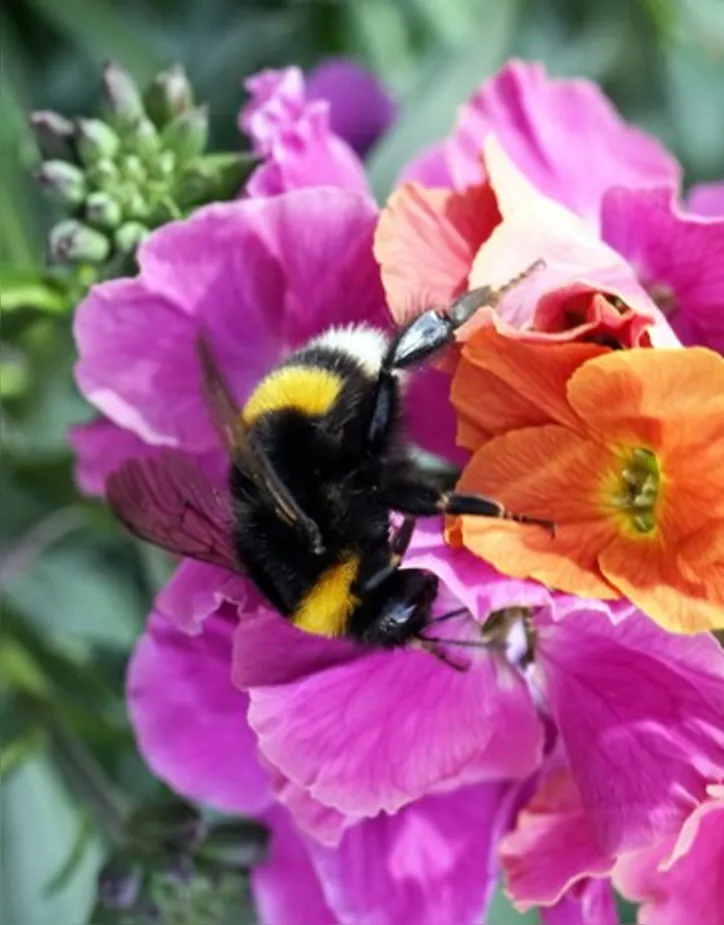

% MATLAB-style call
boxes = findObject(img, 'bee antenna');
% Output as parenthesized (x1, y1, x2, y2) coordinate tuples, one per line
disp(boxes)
(420, 635, 504, 651)
(429, 606, 469, 625)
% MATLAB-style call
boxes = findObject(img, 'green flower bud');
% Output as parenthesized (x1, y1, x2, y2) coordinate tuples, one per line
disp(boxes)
(121, 154, 147, 184)
(144, 64, 193, 128)
(148, 150, 176, 182)
(85, 159, 120, 192)
(75, 118, 121, 165)
(34, 160, 86, 207)
(29, 111, 74, 159)
(114, 221, 148, 254)
(49, 220, 111, 264)
(85, 191, 123, 230)
(124, 117, 161, 161)
(161, 105, 209, 166)
(125, 189, 150, 222)
(102, 62, 144, 124)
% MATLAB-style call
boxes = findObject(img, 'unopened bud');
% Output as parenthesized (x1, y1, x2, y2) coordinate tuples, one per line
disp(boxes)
(114, 221, 148, 254)
(121, 154, 147, 184)
(85, 192, 122, 230)
(97, 855, 142, 910)
(75, 118, 120, 165)
(49, 220, 111, 264)
(124, 117, 161, 161)
(102, 62, 144, 123)
(29, 111, 74, 159)
(161, 105, 209, 165)
(144, 64, 193, 127)
(34, 160, 86, 207)
(85, 159, 120, 192)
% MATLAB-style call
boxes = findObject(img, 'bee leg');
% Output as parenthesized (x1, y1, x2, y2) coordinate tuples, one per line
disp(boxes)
(356, 515, 416, 594)
(408, 636, 469, 672)
(379, 475, 555, 535)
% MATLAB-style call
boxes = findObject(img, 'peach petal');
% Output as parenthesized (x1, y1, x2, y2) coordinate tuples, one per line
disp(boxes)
(374, 182, 499, 326)
(457, 425, 618, 598)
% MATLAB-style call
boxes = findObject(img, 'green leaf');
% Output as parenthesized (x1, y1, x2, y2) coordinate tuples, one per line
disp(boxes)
(197, 820, 269, 871)
(1, 753, 103, 925)
(367, 0, 523, 200)
(486, 881, 538, 923)
(0, 726, 47, 777)
(0, 267, 70, 315)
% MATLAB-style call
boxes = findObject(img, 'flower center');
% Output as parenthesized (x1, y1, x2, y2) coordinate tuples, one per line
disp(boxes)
(614, 447, 660, 533)
(481, 607, 535, 666)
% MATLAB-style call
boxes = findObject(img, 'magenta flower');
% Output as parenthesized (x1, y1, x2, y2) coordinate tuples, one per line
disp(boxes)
(498, 613, 724, 917)
(612, 786, 724, 925)
(387, 60, 723, 353)
(239, 62, 393, 197)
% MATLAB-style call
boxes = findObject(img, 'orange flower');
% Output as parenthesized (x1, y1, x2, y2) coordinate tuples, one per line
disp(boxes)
(450, 329, 724, 633)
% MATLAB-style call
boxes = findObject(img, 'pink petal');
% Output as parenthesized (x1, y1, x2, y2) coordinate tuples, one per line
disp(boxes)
(465, 140, 679, 347)
(402, 516, 553, 620)
(540, 879, 619, 925)
(306, 57, 396, 157)
(308, 783, 516, 925)
(247, 640, 542, 818)
(252, 805, 337, 925)
(154, 560, 246, 634)
(240, 66, 369, 196)
(613, 787, 724, 925)
(75, 190, 385, 452)
(127, 609, 271, 815)
(69, 418, 157, 496)
(500, 762, 615, 910)
(375, 181, 500, 326)
(403, 367, 468, 466)
(601, 184, 724, 351)
(687, 180, 724, 217)
(447, 60, 679, 223)
(269, 769, 355, 847)
(397, 142, 454, 187)
(535, 606, 724, 854)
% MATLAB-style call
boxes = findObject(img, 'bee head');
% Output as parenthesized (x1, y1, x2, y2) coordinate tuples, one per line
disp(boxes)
(362, 569, 439, 648)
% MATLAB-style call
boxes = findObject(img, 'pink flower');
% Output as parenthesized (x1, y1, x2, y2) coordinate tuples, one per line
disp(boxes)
(239, 63, 390, 196)
(612, 786, 724, 925)
(377, 138, 678, 348)
(498, 610, 724, 918)
(401, 59, 678, 223)
(383, 60, 724, 353)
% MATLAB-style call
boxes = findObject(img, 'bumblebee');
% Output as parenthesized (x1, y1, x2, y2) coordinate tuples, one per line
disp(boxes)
(107, 262, 553, 660)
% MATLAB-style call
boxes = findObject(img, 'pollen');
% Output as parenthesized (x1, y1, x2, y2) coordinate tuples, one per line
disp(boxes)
(612, 448, 661, 533)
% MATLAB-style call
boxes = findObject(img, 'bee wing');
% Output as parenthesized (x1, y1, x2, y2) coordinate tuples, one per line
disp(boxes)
(196, 334, 325, 554)
(107, 449, 239, 572)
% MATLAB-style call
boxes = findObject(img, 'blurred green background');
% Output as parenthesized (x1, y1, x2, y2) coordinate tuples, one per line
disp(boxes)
(1, 1, 722, 923)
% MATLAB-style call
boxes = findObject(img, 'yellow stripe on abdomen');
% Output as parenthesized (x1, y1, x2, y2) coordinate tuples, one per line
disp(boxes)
(292, 555, 360, 638)
(243, 365, 343, 424)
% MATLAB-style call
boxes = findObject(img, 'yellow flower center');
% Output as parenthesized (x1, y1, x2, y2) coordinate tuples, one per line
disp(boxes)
(612, 448, 661, 533)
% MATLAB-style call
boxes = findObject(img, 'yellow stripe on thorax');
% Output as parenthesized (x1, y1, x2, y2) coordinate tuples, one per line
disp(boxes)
(243, 365, 343, 424)
(292, 555, 360, 638)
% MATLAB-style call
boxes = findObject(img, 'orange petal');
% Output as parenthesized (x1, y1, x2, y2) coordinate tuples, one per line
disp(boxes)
(457, 424, 619, 598)
(600, 528, 724, 633)
(567, 346, 724, 451)
(452, 327, 608, 446)
(374, 182, 500, 326)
